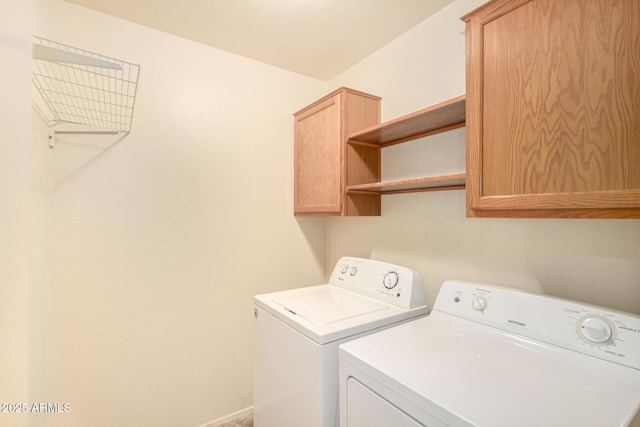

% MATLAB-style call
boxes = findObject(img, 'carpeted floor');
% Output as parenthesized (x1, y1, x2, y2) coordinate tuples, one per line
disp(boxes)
(218, 414, 253, 427)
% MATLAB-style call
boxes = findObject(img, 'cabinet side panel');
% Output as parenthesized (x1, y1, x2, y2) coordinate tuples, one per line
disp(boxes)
(344, 92, 381, 216)
(294, 96, 342, 214)
(345, 194, 381, 217)
(481, 0, 640, 197)
(344, 92, 381, 136)
(346, 144, 380, 186)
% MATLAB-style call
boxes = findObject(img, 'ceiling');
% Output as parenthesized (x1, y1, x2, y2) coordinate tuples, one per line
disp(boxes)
(63, 0, 453, 80)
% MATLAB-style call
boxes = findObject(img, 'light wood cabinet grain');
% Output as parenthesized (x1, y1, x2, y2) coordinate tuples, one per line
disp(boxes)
(293, 88, 381, 216)
(463, 0, 640, 218)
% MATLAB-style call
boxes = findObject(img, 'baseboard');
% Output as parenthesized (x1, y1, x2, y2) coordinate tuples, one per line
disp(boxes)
(197, 406, 253, 427)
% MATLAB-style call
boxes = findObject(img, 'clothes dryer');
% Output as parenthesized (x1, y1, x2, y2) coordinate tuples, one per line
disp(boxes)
(340, 280, 640, 427)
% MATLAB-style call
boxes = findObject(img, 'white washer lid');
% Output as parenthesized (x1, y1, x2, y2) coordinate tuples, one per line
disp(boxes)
(272, 287, 388, 325)
(255, 284, 427, 345)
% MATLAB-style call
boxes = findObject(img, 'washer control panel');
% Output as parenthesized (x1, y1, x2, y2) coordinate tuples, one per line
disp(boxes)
(435, 280, 640, 370)
(329, 257, 427, 309)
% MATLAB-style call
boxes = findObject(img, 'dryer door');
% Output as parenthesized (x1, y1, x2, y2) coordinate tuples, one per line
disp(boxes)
(346, 377, 424, 427)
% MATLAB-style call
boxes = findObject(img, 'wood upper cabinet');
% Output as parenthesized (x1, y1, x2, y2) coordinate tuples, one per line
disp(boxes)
(463, 0, 640, 218)
(293, 88, 381, 216)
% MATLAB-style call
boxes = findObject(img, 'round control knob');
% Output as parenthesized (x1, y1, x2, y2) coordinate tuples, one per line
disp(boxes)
(579, 317, 612, 343)
(471, 296, 488, 312)
(340, 265, 349, 274)
(349, 266, 358, 277)
(383, 271, 399, 289)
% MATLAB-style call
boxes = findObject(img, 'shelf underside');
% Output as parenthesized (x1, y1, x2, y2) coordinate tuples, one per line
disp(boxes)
(348, 95, 466, 146)
(347, 173, 466, 195)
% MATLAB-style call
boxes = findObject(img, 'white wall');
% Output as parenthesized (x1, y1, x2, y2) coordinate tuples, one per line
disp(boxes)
(1, 1, 50, 427)
(328, 0, 640, 315)
(38, 1, 328, 426)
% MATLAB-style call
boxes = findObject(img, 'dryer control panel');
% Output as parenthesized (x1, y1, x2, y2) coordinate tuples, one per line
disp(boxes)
(329, 257, 427, 310)
(434, 281, 640, 370)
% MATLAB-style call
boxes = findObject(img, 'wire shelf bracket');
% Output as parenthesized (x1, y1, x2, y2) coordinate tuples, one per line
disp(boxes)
(32, 36, 141, 136)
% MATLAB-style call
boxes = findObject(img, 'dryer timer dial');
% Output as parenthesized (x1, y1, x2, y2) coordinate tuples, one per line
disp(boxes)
(577, 315, 615, 344)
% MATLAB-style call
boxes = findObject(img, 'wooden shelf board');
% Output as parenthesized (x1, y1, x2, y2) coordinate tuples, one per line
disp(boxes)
(347, 173, 466, 195)
(348, 95, 466, 146)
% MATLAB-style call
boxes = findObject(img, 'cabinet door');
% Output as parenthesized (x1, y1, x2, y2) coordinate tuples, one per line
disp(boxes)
(294, 94, 342, 214)
(464, 0, 640, 218)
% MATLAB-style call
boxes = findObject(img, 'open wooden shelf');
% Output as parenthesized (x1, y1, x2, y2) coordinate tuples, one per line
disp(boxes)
(347, 95, 465, 147)
(347, 173, 466, 195)
(346, 95, 466, 196)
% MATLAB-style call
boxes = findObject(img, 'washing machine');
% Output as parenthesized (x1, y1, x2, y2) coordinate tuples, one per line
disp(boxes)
(253, 256, 428, 427)
(339, 280, 640, 427)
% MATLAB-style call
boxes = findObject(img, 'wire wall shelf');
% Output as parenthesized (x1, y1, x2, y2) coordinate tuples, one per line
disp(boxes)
(32, 36, 140, 134)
